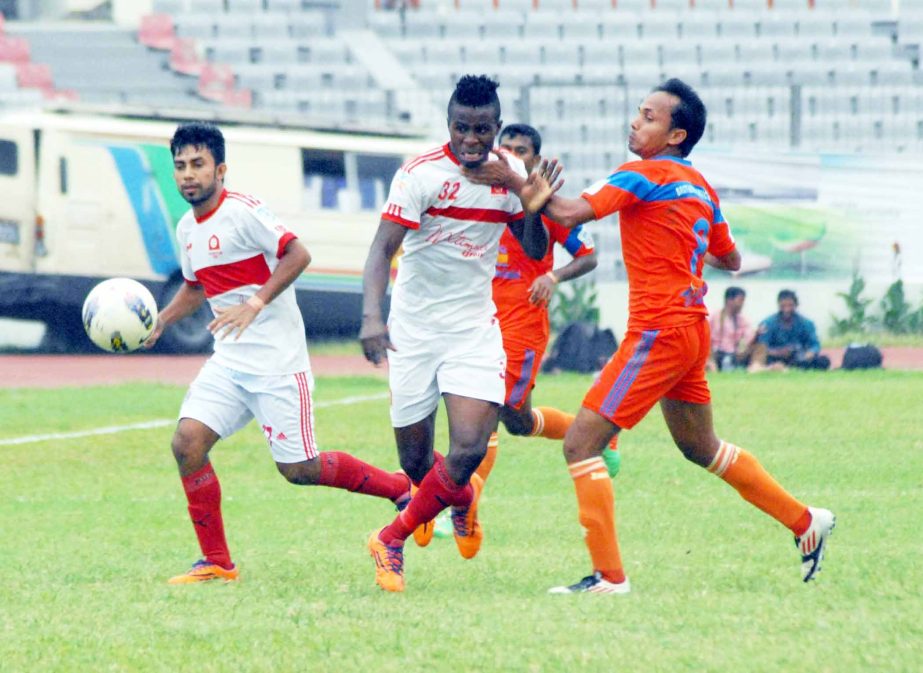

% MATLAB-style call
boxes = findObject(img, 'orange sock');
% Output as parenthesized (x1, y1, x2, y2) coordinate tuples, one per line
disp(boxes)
(707, 441, 810, 534)
(570, 457, 626, 584)
(475, 432, 499, 484)
(531, 407, 575, 440)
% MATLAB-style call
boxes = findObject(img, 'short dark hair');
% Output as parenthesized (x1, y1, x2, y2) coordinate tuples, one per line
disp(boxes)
(653, 78, 706, 157)
(725, 286, 746, 301)
(170, 122, 225, 165)
(499, 123, 542, 155)
(778, 289, 798, 304)
(448, 74, 501, 119)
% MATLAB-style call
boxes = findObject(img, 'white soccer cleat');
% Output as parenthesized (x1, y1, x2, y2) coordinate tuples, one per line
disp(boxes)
(796, 507, 836, 583)
(548, 572, 631, 595)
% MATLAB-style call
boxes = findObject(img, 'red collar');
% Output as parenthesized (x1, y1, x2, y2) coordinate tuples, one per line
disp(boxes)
(195, 188, 228, 223)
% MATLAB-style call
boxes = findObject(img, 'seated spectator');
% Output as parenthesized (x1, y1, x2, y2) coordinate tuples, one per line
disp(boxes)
(710, 286, 756, 371)
(750, 289, 831, 371)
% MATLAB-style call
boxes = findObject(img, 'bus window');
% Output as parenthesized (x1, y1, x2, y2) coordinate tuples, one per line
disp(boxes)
(0, 139, 17, 175)
(302, 148, 345, 210)
(356, 154, 402, 211)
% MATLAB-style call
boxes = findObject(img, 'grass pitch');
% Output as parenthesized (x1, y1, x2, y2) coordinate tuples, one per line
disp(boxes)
(1, 372, 921, 673)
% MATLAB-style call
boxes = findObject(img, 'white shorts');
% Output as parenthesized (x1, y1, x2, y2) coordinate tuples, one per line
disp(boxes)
(179, 359, 318, 464)
(388, 317, 506, 427)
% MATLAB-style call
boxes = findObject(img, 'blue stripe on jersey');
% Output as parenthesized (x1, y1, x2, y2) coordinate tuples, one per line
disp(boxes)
(507, 349, 536, 408)
(714, 205, 727, 224)
(607, 170, 718, 219)
(562, 225, 587, 256)
(107, 145, 180, 276)
(599, 330, 659, 417)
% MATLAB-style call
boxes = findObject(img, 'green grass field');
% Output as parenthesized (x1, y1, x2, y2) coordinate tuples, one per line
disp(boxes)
(1, 372, 921, 673)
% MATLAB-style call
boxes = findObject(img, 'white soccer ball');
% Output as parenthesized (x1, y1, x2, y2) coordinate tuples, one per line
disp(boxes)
(82, 278, 159, 353)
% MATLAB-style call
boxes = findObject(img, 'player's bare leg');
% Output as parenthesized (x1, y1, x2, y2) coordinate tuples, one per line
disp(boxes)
(168, 419, 239, 584)
(659, 398, 835, 582)
(274, 455, 410, 508)
(496, 393, 620, 477)
(549, 408, 629, 595)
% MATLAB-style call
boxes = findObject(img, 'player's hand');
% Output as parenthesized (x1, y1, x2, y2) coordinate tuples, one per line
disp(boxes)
(143, 317, 166, 349)
(359, 315, 395, 366)
(528, 274, 556, 306)
(462, 150, 523, 191)
(209, 302, 260, 341)
(521, 158, 564, 214)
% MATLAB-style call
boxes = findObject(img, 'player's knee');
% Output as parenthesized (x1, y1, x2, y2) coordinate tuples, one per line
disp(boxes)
(503, 414, 532, 436)
(398, 455, 430, 484)
(675, 439, 714, 468)
(277, 459, 320, 485)
(171, 430, 207, 468)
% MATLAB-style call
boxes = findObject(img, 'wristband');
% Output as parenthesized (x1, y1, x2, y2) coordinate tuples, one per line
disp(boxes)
(246, 295, 266, 310)
(545, 271, 559, 284)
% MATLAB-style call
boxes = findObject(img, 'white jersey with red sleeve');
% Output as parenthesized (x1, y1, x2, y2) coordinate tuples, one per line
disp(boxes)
(381, 144, 528, 333)
(176, 189, 310, 375)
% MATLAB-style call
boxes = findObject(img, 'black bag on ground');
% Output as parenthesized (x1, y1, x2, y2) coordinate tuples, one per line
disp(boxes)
(841, 344, 883, 370)
(543, 321, 618, 374)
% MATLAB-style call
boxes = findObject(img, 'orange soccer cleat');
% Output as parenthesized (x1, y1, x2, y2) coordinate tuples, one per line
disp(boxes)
(167, 559, 239, 585)
(368, 528, 405, 592)
(451, 472, 484, 560)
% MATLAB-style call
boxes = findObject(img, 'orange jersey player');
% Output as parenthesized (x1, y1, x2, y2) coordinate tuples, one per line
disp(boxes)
(466, 79, 834, 594)
(466, 123, 620, 510)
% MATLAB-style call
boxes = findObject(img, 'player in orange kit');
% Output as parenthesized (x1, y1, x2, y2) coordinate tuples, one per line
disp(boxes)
(466, 79, 835, 593)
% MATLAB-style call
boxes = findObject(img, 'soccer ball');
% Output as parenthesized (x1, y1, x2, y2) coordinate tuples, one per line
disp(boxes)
(82, 278, 159, 353)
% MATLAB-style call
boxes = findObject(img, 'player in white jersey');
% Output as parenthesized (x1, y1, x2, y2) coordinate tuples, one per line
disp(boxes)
(146, 122, 411, 585)
(361, 75, 549, 592)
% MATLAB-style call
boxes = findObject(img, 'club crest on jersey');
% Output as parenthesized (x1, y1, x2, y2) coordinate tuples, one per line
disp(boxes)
(491, 185, 508, 196)
(208, 235, 221, 258)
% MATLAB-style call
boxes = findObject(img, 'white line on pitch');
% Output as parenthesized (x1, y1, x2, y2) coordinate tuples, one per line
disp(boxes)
(0, 392, 388, 447)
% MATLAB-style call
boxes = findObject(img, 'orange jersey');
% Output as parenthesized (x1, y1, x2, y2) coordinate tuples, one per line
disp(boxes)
(581, 156, 735, 331)
(493, 217, 595, 344)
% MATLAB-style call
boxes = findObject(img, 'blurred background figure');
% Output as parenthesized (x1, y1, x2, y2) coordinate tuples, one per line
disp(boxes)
(709, 286, 755, 372)
(750, 289, 831, 371)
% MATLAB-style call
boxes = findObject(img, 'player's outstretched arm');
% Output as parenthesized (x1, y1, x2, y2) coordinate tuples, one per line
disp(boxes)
(209, 238, 310, 341)
(360, 219, 406, 365)
(145, 282, 206, 348)
(528, 248, 598, 305)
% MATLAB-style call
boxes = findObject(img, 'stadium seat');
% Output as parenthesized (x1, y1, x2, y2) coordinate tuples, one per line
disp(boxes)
(266, 0, 300, 11)
(175, 15, 216, 39)
(138, 14, 177, 51)
(215, 16, 253, 39)
(188, 0, 223, 14)
(541, 43, 580, 67)
(169, 38, 203, 76)
(227, 0, 263, 13)
(205, 40, 254, 66)
(659, 43, 698, 68)
(15, 62, 54, 91)
(290, 13, 329, 38)
(152, 0, 185, 14)
(601, 16, 641, 41)
(235, 63, 279, 91)
(258, 42, 300, 64)
(252, 14, 291, 39)
(0, 36, 30, 64)
(463, 42, 501, 66)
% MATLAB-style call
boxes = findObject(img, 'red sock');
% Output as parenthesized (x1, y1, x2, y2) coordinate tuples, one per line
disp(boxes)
(316, 451, 409, 502)
(182, 463, 232, 570)
(379, 453, 472, 545)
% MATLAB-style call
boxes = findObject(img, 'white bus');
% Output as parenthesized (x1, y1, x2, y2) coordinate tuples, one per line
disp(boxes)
(0, 109, 430, 352)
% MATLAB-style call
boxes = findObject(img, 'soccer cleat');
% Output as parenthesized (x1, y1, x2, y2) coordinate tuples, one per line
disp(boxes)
(548, 572, 631, 595)
(167, 559, 239, 585)
(796, 506, 836, 582)
(451, 472, 484, 559)
(408, 484, 435, 547)
(603, 446, 621, 478)
(368, 528, 405, 592)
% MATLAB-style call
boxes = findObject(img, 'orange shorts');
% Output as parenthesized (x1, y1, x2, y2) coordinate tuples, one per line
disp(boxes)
(504, 341, 544, 410)
(582, 319, 711, 429)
